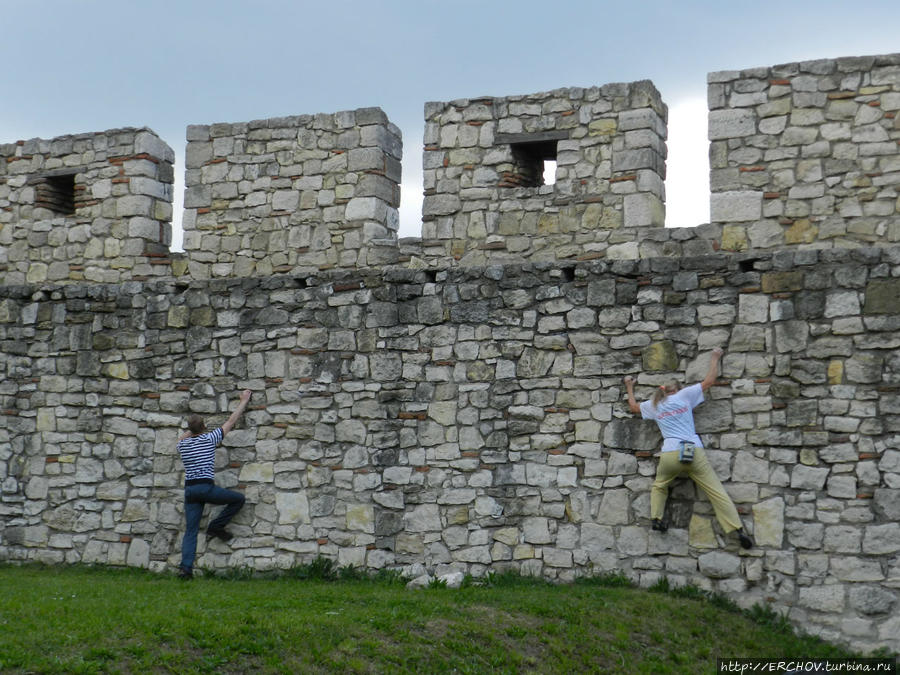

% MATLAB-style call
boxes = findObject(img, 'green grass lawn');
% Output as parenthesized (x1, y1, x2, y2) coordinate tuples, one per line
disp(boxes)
(0, 563, 868, 674)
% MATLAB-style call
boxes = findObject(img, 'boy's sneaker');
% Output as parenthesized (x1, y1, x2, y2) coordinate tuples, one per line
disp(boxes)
(207, 528, 233, 542)
(738, 531, 754, 550)
(651, 519, 668, 533)
(177, 566, 193, 580)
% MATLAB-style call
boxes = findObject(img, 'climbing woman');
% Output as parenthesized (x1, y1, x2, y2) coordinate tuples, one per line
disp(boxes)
(623, 347, 753, 549)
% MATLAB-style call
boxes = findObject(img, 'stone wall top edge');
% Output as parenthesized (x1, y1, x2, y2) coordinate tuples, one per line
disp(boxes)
(0, 126, 163, 151)
(707, 51, 900, 83)
(186, 106, 392, 136)
(428, 79, 664, 110)
(4, 244, 900, 300)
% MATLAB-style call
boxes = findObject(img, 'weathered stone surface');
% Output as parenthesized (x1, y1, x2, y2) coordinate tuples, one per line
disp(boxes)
(698, 551, 741, 578)
(642, 340, 678, 371)
(752, 497, 784, 547)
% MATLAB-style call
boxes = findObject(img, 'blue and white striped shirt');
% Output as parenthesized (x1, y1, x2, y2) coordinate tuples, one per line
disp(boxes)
(177, 428, 224, 481)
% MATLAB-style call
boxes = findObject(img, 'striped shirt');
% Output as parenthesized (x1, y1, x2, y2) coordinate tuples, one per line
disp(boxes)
(177, 428, 224, 481)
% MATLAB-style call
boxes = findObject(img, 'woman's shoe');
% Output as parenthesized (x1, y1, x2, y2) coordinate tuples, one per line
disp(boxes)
(651, 518, 668, 533)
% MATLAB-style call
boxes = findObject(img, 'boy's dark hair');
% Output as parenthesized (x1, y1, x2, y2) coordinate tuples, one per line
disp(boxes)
(187, 415, 206, 435)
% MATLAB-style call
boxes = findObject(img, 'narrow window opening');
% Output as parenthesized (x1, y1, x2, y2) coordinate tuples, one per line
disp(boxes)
(33, 173, 76, 215)
(543, 159, 557, 186)
(506, 140, 558, 188)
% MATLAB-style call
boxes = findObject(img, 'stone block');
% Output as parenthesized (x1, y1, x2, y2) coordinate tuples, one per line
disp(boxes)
(698, 551, 741, 578)
(863, 524, 900, 554)
(709, 109, 756, 139)
(710, 191, 763, 223)
(239, 462, 275, 482)
(864, 279, 900, 315)
(623, 193, 664, 227)
(642, 340, 678, 371)
(799, 585, 845, 613)
(752, 497, 784, 547)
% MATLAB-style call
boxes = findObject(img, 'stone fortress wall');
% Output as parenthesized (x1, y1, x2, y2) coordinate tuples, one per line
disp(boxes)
(1, 52, 900, 653)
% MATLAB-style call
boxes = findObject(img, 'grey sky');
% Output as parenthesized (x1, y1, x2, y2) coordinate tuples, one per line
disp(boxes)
(3, 0, 899, 243)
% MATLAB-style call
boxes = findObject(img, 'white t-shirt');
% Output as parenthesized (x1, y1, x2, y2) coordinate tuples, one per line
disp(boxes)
(640, 383, 704, 452)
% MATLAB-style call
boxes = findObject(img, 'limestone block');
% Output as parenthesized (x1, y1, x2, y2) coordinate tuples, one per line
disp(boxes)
(825, 291, 861, 318)
(826, 475, 857, 499)
(799, 585, 845, 613)
(522, 517, 552, 544)
(880, 451, 900, 473)
(830, 557, 885, 582)
(728, 325, 766, 352)
(844, 354, 884, 384)
(709, 109, 756, 139)
(864, 279, 900, 315)
(711, 191, 763, 223)
(126, 538, 150, 568)
(81, 540, 106, 564)
(863, 524, 900, 554)
(873, 489, 900, 520)
(117, 195, 152, 217)
(580, 523, 615, 552)
(790, 465, 829, 490)
(786, 521, 824, 549)
(689, 515, 719, 549)
(623, 193, 664, 228)
(616, 526, 649, 556)
(732, 453, 769, 483)
(596, 489, 630, 525)
(607, 451, 638, 475)
(849, 585, 897, 616)
(698, 551, 741, 578)
(75, 458, 104, 483)
(335, 419, 367, 444)
(642, 340, 678, 371)
(543, 548, 574, 568)
(605, 242, 639, 260)
(239, 462, 274, 482)
(738, 294, 769, 324)
(276, 491, 310, 524)
(698, 304, 736, 327)
(24, 476, 49, 500)
(774, 321, 809, 353)
(422, 194, 461, 217)
(824, 525, 862, 554)
(121, 500, 150, 522)
(272, 190, 299, 212)
(404, 504, 441, 532)
(96, 481, 128, 500)
(346, 504, 375, 533)
(366, 549, 396, 570)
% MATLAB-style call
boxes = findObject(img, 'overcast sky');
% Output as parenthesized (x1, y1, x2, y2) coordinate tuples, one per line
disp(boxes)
(3, 0, 899, 246)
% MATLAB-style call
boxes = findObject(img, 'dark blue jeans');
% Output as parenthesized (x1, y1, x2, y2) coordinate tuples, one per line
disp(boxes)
(180, 482, 245, 571)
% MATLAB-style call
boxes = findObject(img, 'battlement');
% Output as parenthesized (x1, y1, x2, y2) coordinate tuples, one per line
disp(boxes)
(181, 108, 402, 279)
(418, 80, 667, 264)
(709, 53, 900, 250)
(0, 128, 174, 284)
(1, 51, 899, 280)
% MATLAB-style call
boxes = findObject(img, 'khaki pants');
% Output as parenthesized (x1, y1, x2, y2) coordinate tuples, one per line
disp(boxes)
(650, 446, 743, 533)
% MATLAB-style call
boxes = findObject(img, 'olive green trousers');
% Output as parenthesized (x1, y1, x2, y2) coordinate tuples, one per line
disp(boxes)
(650, 446, 743, 533)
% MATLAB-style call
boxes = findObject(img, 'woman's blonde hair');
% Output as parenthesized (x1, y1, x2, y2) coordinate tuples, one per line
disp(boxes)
(651, 380, 681, 408)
